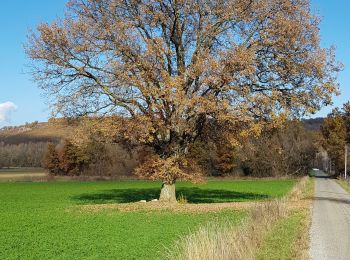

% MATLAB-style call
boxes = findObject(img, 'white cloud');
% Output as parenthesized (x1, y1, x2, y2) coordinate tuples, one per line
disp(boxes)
(0, 102, 17, 122)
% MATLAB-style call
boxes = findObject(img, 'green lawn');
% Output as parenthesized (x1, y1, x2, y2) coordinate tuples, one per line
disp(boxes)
(0, 179, 296, 259)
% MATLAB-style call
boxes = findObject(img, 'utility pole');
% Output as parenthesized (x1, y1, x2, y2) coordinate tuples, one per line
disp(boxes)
(345, 145, 348, 179)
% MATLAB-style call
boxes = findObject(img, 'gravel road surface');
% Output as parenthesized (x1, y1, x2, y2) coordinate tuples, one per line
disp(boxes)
(310, 171, 350, 260)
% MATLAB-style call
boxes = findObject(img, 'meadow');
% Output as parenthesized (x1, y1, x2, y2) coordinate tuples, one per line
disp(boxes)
(0, 179, 296, 259)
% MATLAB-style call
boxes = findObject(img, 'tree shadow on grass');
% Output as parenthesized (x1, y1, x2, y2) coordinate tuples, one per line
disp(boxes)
(71, 187, 270, 204)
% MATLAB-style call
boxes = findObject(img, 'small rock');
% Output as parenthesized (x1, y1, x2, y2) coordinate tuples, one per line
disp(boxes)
(140, 200, 147, 203)
(151, 199, 158, 202)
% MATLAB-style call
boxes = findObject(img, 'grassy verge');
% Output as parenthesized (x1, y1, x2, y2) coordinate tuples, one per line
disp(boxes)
(256, 210, 309, 260)
(304, 176, 315, 199)
(167, 200, 287, 260)
(167, 176, 314, 260)
(287, 175, 314, 201)
(336, 179, 350, 192)
(257, 176, 314, 260)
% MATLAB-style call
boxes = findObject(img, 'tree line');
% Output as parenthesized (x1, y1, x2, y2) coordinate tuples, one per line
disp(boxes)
(189, 120, 320, 177)
(38, 119, 319, 178)
(42, 139, 138, 177)
(0, 142, 48, 168)
(0, 117, 321, 178)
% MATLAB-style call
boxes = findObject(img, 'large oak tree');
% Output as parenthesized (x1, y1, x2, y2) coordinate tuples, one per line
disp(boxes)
(27, 0, 340, 202)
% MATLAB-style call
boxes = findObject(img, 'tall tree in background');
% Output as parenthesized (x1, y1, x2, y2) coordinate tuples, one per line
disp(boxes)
(42, 143, 61, 174)
(26, 0, 340, 202)
(322, 103, 350, 175)
(59, 140, 81, 176)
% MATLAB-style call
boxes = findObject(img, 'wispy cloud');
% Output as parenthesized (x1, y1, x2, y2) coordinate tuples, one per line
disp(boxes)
(0, 102, 17, 122)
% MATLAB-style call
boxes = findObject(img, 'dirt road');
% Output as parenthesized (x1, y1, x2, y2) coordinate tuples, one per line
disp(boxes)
(310, 172, 350, 260)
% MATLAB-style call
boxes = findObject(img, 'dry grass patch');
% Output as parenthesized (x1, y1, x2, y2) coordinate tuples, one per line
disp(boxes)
(164, 176, 314, 260)
(79, 201, 257, 213)
(79, 199, 310, 214)
(285, 176, 314, 211)
(166, 200, 287, 260)
(287, 176, 314, 201)
(288, 176, 309, 201)
(292, 208, 311, 260)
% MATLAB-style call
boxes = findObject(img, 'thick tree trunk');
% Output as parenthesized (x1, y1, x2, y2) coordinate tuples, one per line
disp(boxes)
(159, 182, 177, 202)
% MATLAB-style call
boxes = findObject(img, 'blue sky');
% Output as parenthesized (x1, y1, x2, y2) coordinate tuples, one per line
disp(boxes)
(0, 0, 349, 126)
(0, 1, 66, 127)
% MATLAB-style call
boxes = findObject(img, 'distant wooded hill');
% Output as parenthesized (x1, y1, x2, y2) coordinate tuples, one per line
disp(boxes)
(0, 119, 139, 175)
(302, 117, 325, 131)
(0, 120, 76, 144)
(0, 117, 325, 144)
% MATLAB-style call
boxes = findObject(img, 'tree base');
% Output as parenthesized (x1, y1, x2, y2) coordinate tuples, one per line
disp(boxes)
(159, 183, 177, 202)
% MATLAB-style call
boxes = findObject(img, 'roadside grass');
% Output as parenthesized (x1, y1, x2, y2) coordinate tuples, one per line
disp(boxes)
(257, 176, 314, 260)
(288, 175, 315, 201)
(0, 179, 295, 259)
(167, 176, 314, 260)
(336, 179, 350, 192)
(167, 200, 287, 260)
(256, 210, 308, 260)
(304, 176, 315, 199)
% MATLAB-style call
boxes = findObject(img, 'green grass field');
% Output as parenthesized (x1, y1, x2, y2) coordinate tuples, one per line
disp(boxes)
(0, 179, 296, 259)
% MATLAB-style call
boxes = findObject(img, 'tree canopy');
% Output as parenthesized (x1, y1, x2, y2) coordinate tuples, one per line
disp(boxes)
(26, 0, 341, 201)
